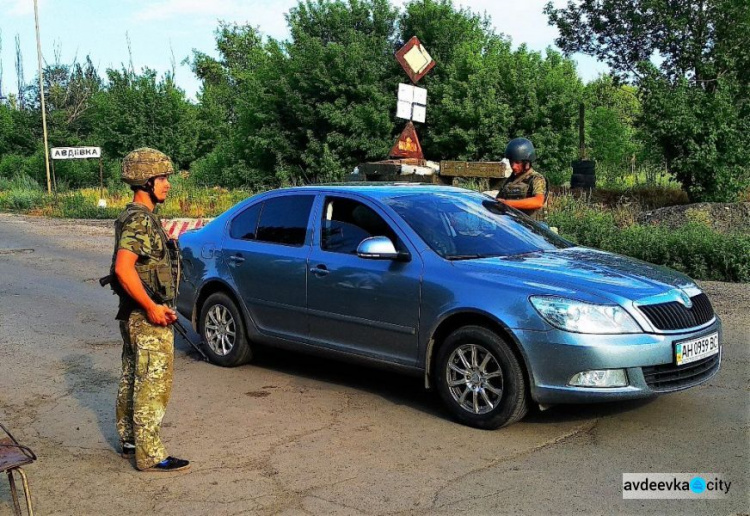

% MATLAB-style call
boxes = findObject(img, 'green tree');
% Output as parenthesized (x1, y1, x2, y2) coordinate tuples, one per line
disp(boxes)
(545, 0, 750, 200)
(91, 68, 199, 169)
(190, 0, 585, 187)
(190, 23, 292, 187)
(34, 56, 103, 143)
(191, 1, 401, 187)
(0, 104, 39, 156)
(583, 76, 642, 177)
(267, 0, 401, 182)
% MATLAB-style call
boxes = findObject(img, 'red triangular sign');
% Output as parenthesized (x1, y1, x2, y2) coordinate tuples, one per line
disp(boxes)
(389, 121, 424, 159)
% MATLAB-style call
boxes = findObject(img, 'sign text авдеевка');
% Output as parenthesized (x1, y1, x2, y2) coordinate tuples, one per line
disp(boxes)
(51, 147, 101, 160)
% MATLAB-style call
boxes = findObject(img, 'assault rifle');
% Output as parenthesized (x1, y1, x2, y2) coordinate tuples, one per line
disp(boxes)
(99, 274, 209, 362)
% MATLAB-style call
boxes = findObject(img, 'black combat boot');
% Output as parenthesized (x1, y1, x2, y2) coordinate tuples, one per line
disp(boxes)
(143, 456, 191, 473)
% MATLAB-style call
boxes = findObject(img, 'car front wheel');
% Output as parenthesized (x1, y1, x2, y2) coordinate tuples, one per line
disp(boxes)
(199, 291, 252, 367)
(436, 326, 528, 429)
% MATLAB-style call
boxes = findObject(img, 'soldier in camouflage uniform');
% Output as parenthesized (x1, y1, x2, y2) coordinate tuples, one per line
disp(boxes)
(496, 138, 548, 220)
(111, 148, 190, 472)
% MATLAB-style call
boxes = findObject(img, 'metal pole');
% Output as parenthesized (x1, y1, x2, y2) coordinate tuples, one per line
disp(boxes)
(99, 157, 103, 199)
(51, 158, 57, 193)
(579, 102, 586, 160)
(33, 0, 52, 194)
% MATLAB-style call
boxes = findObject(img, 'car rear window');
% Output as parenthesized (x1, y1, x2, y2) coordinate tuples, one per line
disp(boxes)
(230, 202, 262, 240)
(256, 195, 315, 246)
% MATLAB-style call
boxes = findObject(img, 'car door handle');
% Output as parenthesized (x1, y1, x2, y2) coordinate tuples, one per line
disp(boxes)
(310, 265, 330, 276)
(228, 254, 245, 265)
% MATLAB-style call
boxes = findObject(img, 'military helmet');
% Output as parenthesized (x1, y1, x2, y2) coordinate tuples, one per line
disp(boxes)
(121, 147, 174, 186)
(505, 138, 536, 163)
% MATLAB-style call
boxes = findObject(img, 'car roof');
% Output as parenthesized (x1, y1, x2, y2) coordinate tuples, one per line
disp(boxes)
(272, 183, 475, 200)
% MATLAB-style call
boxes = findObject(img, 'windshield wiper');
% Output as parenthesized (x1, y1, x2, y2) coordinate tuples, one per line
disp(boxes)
(446, 254, 495, 261)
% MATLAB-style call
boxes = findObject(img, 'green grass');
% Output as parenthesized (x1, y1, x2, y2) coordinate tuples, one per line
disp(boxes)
(547, 196, 750, 282)
(0, 173, 253, 219)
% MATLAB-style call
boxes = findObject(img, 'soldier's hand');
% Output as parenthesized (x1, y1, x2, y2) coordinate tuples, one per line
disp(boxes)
(147, 304, 177, 326)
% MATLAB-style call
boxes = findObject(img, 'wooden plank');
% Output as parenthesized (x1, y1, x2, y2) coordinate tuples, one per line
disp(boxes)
(440, 161, 508, 178)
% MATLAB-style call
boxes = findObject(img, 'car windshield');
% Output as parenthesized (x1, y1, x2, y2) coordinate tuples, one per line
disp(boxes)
(384, 191, 574, 259)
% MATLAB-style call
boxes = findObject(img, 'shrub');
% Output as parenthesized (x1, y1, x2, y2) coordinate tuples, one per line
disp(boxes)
(0, 174, 46, 211)
(0, 189, 45, 211)
(549, 201, 750, 282)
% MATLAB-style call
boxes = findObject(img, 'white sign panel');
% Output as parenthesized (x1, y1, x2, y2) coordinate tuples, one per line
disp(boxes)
(51, 147, 101, 160)
(412, 104, 426, 123)
(396, 100, 413, 120)
(412, 86, 427, 105)
(398, 83, 414, 103)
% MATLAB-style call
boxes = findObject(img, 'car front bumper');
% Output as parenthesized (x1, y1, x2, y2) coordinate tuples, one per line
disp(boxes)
(515, 318, 722, 405)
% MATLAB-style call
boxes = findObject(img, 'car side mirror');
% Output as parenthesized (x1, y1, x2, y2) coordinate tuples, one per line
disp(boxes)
(357, 236, 410, 261)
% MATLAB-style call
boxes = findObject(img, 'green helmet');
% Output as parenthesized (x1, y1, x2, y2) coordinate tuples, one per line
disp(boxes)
(505, 138, 536, 163)
(121, 147, 174, 186)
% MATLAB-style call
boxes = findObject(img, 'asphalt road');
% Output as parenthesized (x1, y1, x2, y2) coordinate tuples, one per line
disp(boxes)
(0, 213, 747, 515)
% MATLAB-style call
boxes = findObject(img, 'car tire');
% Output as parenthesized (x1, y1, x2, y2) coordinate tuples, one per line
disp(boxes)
(199, 291, 253, 367)
(435, 325, 528, 429)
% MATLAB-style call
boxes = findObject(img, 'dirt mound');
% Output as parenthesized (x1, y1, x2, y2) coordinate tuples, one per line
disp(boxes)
(637, 202, 750, 234)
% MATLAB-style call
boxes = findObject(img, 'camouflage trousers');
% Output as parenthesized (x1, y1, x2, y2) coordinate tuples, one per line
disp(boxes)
(116, 310, 174, 470)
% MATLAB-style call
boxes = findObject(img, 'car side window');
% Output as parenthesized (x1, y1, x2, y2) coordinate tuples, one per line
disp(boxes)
(256, 195, 315, 246)
(321, 197, 400, 254)
(229, 203, 262, 240)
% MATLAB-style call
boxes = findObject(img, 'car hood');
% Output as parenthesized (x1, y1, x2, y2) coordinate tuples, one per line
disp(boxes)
(452, 247, 695, 303)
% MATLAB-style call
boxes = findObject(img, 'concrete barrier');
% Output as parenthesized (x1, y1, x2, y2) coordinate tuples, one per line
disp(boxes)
(161, 218, 213, 239)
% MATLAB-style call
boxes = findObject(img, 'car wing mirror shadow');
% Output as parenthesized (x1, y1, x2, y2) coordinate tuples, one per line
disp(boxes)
(357, 236, 410, 262)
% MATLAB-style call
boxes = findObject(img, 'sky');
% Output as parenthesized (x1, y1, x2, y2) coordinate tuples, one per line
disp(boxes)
(0, 0, 608, 101)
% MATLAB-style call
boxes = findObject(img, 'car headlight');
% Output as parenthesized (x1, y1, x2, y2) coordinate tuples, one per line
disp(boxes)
(530, 296, 642, 334)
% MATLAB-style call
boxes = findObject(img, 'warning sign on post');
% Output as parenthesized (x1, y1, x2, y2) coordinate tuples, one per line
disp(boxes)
(51, 147, 101, 160)
(389, 121, 424, 159)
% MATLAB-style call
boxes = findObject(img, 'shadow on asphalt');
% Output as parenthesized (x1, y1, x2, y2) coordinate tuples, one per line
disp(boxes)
(524, 397, 657, 425)
(175, 335, 659, 428)
(62, 354, 120, 451)
(176, 335, 445, 419)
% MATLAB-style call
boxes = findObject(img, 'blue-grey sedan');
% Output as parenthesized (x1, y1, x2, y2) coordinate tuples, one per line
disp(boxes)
(177, 185, 721, 429)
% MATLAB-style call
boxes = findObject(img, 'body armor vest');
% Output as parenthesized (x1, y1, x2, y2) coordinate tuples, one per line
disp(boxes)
(109, 204, 179, 309)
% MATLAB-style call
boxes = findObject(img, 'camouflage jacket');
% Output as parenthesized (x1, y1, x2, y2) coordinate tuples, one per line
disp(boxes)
(497, 168, 548, 219)
(110, 203, 179, 320)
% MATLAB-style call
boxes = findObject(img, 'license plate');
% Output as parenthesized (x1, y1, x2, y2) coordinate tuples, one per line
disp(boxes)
(675, 332, 719, 366)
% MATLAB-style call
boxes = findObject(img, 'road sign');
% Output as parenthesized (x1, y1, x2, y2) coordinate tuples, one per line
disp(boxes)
(51, 147, 101, 160)
(389, 121, 424, 159)
(396, 36, 435, 84)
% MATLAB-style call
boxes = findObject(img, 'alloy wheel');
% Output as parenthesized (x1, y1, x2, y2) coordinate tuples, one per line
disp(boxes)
(204, 304, 236, 356)
(445, 343, 504, 415)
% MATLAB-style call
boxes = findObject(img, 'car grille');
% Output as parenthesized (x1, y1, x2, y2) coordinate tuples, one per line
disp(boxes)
(638, 293, 715, 331)
(642, 353, 721, 392)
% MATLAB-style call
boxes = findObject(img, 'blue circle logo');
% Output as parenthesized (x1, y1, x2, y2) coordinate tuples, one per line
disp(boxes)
(690, 477, 707, 494)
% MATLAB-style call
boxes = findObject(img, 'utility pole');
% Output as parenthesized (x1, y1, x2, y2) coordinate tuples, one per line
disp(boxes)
(33, 0, 52, 194)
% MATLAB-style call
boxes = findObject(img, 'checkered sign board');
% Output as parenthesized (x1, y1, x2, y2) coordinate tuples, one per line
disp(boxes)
(396, 84, 427, 123)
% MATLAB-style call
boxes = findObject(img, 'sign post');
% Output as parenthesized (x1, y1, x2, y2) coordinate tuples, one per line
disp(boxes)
(50, 147, 106, 207)
(391, 37, 435, 160)
(33, 0, 53, 194)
